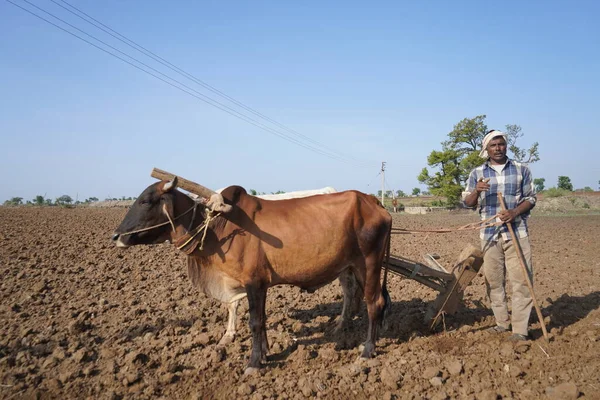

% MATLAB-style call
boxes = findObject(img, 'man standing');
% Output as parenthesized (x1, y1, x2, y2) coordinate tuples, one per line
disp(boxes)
(463, 129, 537, 341)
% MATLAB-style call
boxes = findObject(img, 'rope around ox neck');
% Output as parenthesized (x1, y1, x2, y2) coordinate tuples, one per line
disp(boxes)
(176, 210, 221, 251)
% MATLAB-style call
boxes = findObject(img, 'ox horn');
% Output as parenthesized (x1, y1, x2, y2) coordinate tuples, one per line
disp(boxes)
(163, 176, 178, 192)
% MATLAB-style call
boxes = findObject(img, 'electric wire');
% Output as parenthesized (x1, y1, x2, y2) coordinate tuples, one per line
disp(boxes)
(51, 0, 372, 166)
(11, 0, 369, 166)
(7, 0, 376, 167)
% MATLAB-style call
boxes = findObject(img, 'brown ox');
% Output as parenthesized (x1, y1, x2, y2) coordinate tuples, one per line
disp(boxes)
(112, 178, 392, 372)
(203, 185, 358, 346)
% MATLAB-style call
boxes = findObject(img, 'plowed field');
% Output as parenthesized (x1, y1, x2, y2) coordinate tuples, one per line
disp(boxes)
(1, 207, 599, 399)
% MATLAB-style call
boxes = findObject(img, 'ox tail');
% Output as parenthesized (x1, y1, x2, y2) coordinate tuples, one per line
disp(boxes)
(381, 223, 392, 327)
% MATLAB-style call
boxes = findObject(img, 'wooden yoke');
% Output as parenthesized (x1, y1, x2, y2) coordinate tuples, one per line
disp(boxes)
(150, 168, 232, 213)
(151, 168, 216, 199)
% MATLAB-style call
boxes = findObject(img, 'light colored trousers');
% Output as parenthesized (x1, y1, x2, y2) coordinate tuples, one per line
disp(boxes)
(481, 236, 533, 336)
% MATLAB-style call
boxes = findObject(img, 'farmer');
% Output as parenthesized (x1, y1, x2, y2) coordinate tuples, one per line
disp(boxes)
(462, 129, 537, 341)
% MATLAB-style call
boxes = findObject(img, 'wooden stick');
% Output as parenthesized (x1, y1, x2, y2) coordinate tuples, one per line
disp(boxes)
(151, 168, 216, 199)
(497, 192, 548, 341)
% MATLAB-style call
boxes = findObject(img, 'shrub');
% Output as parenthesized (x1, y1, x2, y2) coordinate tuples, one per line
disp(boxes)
(544, 188, 570, 198)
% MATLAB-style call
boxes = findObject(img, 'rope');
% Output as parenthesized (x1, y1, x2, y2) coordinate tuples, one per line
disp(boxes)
(409, 263, 421, 279)
(118, 203, 198, 236)
(391, 214, 503, 234)
(176, 210, 221, 251)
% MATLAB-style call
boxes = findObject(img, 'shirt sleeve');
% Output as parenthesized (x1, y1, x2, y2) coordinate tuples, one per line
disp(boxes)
(461, 169, 478, 203)
(520, 165, 537, 207)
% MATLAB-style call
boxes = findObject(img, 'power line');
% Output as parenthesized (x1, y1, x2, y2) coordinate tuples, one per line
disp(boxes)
(51, 0, 371, 166)
(7, 0, 377, 168)
(12, 0, 368, 166)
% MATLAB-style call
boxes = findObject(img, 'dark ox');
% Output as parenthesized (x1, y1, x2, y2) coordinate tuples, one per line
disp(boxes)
(112, 178, 392, 372)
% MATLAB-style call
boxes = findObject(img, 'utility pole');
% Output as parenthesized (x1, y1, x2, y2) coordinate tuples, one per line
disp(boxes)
(381, 161, 386, 206)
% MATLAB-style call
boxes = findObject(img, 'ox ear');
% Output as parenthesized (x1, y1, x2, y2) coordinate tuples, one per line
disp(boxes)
(162, 177, 178, 192)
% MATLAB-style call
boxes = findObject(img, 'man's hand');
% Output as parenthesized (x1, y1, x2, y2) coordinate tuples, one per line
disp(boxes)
(499, 209, 518, 223)
(476, 178, 490, 193)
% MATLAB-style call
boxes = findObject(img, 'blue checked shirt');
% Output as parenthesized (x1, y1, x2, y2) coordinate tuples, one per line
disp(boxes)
(462, 159, 536, 242)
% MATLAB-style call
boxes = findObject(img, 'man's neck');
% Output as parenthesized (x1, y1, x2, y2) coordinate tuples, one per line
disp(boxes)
(489, 157, 508, 166)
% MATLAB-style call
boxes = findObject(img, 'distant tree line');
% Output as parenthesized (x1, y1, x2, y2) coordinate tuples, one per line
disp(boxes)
(2, 195, 135, 207)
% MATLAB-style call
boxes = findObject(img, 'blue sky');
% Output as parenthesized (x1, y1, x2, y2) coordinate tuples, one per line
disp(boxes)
(1, 0, 599, 202)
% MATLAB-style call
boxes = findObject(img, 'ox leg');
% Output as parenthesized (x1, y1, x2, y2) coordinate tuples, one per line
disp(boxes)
(245, 284, 268, 372)
(261, 304, 269, 362)
(218, 299, 239, 346)
(335, 269, 363, 333)
(360, 259, 387, 359)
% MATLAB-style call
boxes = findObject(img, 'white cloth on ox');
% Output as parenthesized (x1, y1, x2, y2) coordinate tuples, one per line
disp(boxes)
(257, 187, 337, 200)
(480, 130, 508, 159)
(215, 187, 337, 199)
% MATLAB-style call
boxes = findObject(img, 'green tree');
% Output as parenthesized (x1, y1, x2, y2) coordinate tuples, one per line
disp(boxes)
(505, 124, 540, 163)
(56, 195, 73, 205)
(33, 195, 45, 205)
(419, 115, 488, 204)
(4, 197, 24, 206)
(396, 190, 406, 197)
(385, 190, 393, 198)
(412, 188, 421, 196)
(557, 176, 573, 191)
(533, 178, 545, 193)
(249, 189, 258, 195)
(45, 198, 53, 206)
(419, 115, 540, 205)
(582, 187, 593, 192)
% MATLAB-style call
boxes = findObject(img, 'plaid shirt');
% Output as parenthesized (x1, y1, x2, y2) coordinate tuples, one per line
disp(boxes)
(462, 159, 536, 242)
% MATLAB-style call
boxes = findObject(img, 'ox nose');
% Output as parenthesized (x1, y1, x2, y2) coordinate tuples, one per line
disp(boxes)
(111, 233, 120, 241)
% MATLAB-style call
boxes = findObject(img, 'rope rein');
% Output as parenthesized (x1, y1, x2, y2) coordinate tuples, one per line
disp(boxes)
(391, 214, 503, 234)
(117, 203, 199, 236)
(118, 200, 220, 253)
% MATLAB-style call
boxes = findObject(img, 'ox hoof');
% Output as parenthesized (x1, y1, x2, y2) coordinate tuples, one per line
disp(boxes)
(359, 343, 376, 359)
(331, 322, 343, 335)
(244, 367, 260, 376)
(354, 355, 367, 365)
(218, 334, 235, 346)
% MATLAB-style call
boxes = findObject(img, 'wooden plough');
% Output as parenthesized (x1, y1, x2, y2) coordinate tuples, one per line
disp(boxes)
(387, 245, 483, 330)
(149, 167, 484, 331)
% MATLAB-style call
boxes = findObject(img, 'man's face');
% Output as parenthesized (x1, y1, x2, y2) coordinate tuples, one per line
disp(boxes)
(487, 136, 507, 163)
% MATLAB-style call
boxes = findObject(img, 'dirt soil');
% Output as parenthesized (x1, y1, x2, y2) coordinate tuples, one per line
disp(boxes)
(1, 207, 599, 399)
